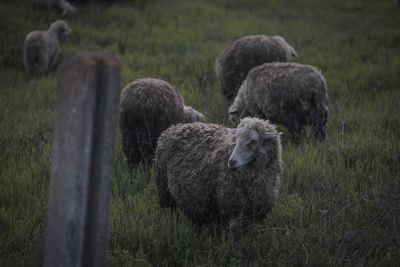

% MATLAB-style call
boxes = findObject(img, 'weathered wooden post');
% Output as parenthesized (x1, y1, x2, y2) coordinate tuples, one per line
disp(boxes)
(43, 51, 120, 267)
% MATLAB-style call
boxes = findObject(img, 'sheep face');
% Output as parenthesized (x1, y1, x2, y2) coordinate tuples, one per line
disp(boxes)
(287, 46, 298, 61)
(273, 35, 298, 61)
(228, 128, 261, 170)
(228, 106, 240, 123)
(183, 105, 205, 122)
(228, 105, 248, 124)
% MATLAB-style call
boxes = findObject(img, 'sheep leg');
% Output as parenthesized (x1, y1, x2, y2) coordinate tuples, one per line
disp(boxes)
(37, 54, 49, 76)
(48, 55, 56, 73)
(310, 107, 327, 141)
(23, 51, 32, 77)
(155, 167, 176, 208)
(285, 118, 303, 144)
(24, 60, 34, 77)
(121, 129, 141, 166)
(311, 124, 326, 141)
(26, 54, 47, 77)
(228, 218, 241, 242)
(125, 148, 141, 166)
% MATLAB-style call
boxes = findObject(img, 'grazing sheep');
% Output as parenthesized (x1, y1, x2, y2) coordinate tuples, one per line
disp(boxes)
(32, 0, 77, 18)
(155, 117, 282, 239)
(119, 78, 205, 166)
(229, 62, 329, 143)
(23, 20, 72, 77)
(215, 35, 298, 102)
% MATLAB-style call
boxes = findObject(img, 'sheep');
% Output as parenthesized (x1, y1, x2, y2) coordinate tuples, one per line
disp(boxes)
(215, 35, 298, 102)
(23, 20, 72, 77)
(119, 78, 205, 166)
(155, 117, 282, 240)
(32, 0, 77, 18)
(229, 62, 329, 143)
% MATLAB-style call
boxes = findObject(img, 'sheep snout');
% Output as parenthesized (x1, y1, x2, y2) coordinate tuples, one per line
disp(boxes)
(228, 158, 238, 170)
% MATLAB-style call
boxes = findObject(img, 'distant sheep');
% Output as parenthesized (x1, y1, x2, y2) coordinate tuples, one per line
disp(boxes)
(215, 35, 298, 102)
(32, 0, 77, 18)
(119, 78, 205, 166)
(23, 20, 71, 77)
(155, 117, 282, 240)
(229, 62, 329, 143)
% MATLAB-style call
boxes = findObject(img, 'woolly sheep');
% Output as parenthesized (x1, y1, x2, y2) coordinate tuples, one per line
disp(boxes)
(215, 35, 298, 102)
(23, 20, 71, 77)
(229, 62, 329, 143)
(32, 0, 77, 18)
(119, 78, 205, 166)
(155, 117, 282, 239)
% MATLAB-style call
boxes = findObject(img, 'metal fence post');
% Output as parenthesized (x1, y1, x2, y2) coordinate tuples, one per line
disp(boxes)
(43, 51, 120, 267)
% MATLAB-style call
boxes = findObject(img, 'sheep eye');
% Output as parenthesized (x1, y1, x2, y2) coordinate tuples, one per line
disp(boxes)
(247, 140, 257, 147)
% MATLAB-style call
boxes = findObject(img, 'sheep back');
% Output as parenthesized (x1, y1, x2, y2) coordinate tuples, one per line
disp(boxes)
(119, 78, 185, 165)
(23, 31, 58, 76)
(247, 63, 328, 123)
(232, 62, 328, 142)
(216, 35, 295, 101)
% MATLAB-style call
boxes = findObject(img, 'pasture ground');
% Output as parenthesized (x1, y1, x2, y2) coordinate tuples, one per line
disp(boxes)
(1, 0, 400, 265)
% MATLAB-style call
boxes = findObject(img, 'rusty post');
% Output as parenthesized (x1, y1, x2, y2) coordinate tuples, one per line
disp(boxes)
(43, 51, 120, 267)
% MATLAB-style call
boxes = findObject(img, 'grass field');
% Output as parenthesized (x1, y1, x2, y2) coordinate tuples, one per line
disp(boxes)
(1, 0, 400, 266)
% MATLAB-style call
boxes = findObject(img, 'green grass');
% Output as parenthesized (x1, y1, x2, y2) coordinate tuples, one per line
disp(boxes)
(1, 0, 400, 266)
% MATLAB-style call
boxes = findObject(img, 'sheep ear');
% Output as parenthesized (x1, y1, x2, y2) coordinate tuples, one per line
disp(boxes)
(228, 128, 238, 135)
(262, 132, 282, 140)
(228, 106, 238, 115)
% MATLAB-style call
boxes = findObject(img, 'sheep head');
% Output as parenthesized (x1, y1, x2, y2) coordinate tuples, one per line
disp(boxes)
(49, 20, 72, 41)
(228, 106, 240, 124)
(228, 118, 281, 170)
(273, 35, 298, 61)
(228, 81, 249, 124)
(183, 105, 205, 123)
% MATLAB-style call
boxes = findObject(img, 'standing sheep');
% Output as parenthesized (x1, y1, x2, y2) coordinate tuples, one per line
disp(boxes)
(119, 78, 205, 166)
(155, 117, 282, 239)
(229, 62, 329, 143)
(23, 20, 72, 77)
(215, 35, 298, 102)
(32, 0, 77, 18)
